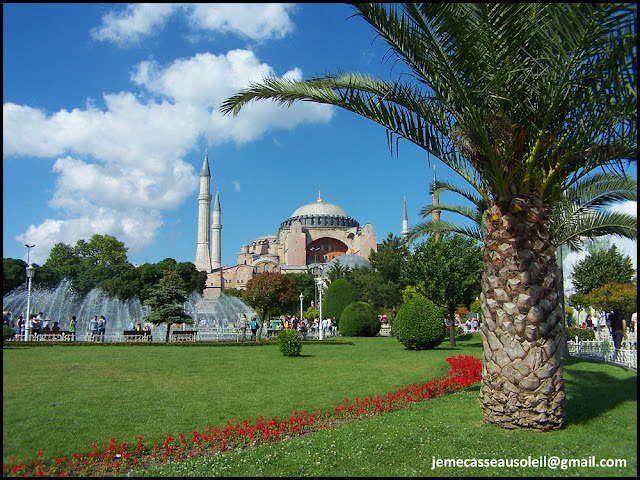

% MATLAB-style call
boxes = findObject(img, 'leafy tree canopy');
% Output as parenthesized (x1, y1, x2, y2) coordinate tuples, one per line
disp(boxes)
(242, 272, 298, 328)
(3, 258, 28, 297)
(571, 244, 635, 294)
(142, 267, 193, 342)
(403, 234, 483, 345)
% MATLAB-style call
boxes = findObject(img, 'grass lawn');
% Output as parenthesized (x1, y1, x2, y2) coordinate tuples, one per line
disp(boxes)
(3, 334, 637, 476)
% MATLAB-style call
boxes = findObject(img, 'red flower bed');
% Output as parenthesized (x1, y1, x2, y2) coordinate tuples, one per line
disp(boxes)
(3, 355, 481, 477)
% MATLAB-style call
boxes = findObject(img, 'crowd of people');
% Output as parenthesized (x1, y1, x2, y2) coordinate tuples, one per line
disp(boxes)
(2, 310, 115, 342)
(236, 313, 340, 340)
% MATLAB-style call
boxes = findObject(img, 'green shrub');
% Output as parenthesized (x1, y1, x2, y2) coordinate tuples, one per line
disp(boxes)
(566, 326, 596, 341)
(322, 279, 356, 321)
(339, 302, 380, 337)
(3, 324, 16, 342)
(276, 329, 302, 356)
(394, 297, 446, 350)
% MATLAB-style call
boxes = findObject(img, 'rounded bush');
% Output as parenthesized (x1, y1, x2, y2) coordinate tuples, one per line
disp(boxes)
(566, 326, 596, 342)
(394, 297, 446, 350)
(339, 302, 380, 337)
(322, 279, 356, 321)
(276, 329, 302, 356)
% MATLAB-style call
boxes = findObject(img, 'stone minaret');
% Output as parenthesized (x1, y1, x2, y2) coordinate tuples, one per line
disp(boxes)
(402, 196, 409, 245)
(195, 150, 212, 272)
(432, 165, 441, 240)
(211, 189, 221, 270)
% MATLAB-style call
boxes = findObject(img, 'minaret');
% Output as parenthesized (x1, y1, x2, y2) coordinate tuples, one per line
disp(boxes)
(195, 150, 212, 272)
(432, 165, 441, 240)
(211, 188, 221, 270)
(401, 196, 409, 246)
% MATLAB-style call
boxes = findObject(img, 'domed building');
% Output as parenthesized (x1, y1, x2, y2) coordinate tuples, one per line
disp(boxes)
(195, 150, 440, 299)
(195, 151, 378, 298)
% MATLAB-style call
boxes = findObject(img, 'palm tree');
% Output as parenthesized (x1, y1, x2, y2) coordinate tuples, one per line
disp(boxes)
(410, 173, 638, 251)
(221, 4, 637, 430)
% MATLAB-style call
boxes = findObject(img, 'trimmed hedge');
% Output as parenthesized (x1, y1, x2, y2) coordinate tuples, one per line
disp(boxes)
(322, 279, 356, 321)
(394, 296, 446, 350)
(276, 329, 302, 356)
(339, 302, 380, 337)
(566, 326, 596, 341)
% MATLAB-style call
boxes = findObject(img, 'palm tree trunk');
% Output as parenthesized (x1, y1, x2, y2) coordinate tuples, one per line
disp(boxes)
(478, 194, 565, 431)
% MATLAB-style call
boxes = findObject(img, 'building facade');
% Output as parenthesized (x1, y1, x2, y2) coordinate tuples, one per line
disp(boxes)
(195, 151, 378, 298)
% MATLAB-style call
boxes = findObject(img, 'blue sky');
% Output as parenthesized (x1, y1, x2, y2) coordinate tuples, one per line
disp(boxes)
(3, 3, 637, 292)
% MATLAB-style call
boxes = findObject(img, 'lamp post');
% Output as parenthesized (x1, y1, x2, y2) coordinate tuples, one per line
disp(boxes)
(25, 264, 35, 342)
(316, 276, 324, 340)
(299, 292, 304, 324)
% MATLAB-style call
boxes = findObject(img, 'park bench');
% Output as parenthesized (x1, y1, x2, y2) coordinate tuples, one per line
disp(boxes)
(123, 330, 153, 342)
(171, 330, 197, 342)
(38, 330, 70, 341)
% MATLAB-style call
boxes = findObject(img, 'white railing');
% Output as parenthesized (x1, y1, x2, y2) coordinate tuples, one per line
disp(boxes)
(568, 334, 637, 370)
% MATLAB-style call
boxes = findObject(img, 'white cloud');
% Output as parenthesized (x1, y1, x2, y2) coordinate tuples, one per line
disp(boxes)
(232, 181, 241, 192)
(91, 3, 297, 46)
(15, 208, 163, 266)
(4, 47, 333, 265)
(187, 4, 297, 40)
(91, 4, 179, 46)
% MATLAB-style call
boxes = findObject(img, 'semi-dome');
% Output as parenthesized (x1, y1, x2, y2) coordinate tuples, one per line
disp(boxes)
(322, 254, 371, 277)
(280, 192, 359, 229)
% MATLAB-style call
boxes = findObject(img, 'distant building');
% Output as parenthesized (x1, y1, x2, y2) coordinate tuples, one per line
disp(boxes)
(194, 151, 377, 298)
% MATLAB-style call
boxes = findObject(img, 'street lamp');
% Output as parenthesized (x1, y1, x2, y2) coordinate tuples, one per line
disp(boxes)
(299, 292, 304, 324)
(25, 264, 35, 342)
(25, 244, 35, 264)
(316, 276, 324, 340)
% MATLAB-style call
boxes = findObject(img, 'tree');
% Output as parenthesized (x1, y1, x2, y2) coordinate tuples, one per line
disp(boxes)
(142, 268, 193, 342)
(3, 258, 28, 296)
(403, 234, 482, 346)
(286, 272, 316, 312)
(73, 234, 128, 267)
(324, 260, 351, 284)
(583, 282, 637, 318)
(410, 173, 638, 252)
(241, 272, 298, 338)
(321, 278, 356, 322)
(571, 245, 635, 295)
(221, 4, 636, 430)
(368, 233, 408, 318)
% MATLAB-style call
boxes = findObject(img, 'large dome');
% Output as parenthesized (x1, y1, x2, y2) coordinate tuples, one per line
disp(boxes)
(280, 193, 359, 229)
(290, 201, 350, 219)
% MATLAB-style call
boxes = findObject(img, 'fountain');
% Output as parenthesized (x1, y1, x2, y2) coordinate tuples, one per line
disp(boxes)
(2, 279, 256, 341)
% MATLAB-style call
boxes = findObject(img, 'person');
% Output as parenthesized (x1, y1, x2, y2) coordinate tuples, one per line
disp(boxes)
(607, 309, 626, 352)
(565, 314, 572, 328)
(3, 311, 10, 327)
(143, 323, 152, 341)
(472, 318, 479, 331)
(89, 315, 99, 341)
(31, 314, 41, 337)
(250, 316, 258, 340)
(238, 314, 248, 341)
(98, 315, 107, 341)
(135, 322, 142, 331)
(16, 315, 24, 338)
(331, 316, 338, 336)
(51, 321, 60, 331)
(69, 316, 77, 341)
(585, 314, 593, 330)
(128, 320, 134, 331)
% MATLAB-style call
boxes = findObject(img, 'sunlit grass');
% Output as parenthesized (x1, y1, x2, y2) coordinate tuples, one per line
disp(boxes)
(3, 335, 636, 477)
